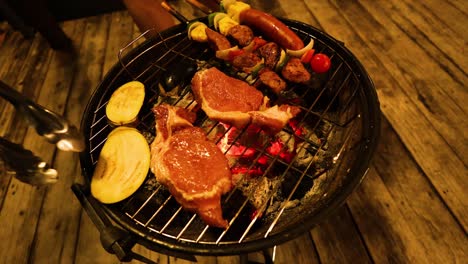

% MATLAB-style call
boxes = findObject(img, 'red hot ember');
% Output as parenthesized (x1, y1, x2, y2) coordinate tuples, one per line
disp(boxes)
(230, 166, 264, 176)
(217, 123, 256, 158)
(216, 121, 304, 177)
(288, 119, 305, 137)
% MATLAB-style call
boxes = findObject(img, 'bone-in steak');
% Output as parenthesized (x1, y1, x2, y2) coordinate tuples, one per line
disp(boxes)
(150, 104, 232, 228)
(191, 67, 301, 133)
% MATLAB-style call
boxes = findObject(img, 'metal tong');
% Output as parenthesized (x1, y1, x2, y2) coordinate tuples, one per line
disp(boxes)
(0, 80, 85, 185)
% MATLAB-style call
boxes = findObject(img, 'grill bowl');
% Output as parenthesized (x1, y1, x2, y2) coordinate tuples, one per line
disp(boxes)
(79, 18, 380, 256)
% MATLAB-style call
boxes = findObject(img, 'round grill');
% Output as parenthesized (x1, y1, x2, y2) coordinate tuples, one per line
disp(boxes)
(79, 18, 380, 256)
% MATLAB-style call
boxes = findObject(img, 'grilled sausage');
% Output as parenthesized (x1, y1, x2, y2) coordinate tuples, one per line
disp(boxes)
(239, 8, 304, 51)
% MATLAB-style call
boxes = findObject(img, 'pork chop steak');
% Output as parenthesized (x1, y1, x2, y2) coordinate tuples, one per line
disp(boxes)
(191, 67, 301, 133)
(150, 104, 232, 228)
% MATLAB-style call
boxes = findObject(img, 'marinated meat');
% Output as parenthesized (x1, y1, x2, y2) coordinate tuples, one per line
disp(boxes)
(191, 67, 301, 133)
(232, 52, 262, 72)
(258, 69, 287, 94)
(150, 104, 232, 228)
(258, 42, 280, 69)
(228, 25, 254, 47)
(205, 28, 231, 51)
(249, 104, 302, 134)
(281, 57, 311, 83)
(192, 67, 263, 128)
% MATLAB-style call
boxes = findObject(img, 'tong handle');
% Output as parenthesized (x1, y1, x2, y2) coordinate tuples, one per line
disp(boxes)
(0, 80, 85, 152)
(0, 79, 29, 106)
(0, 80, 65, 134)
(0, 137, 58, 185)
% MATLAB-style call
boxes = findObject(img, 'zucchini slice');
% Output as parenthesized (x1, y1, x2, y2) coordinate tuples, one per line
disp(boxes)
(105, 81, 145, 126)
(91, 127, 150, 204)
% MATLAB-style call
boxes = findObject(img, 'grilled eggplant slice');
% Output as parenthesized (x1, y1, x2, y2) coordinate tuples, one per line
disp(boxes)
(105, 81, 145, 125)
(91, 127, 150, 204)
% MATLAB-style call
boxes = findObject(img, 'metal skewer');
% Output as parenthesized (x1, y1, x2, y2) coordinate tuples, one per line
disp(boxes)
(184, 0, 214, 14)
(161, 1, 190, 24)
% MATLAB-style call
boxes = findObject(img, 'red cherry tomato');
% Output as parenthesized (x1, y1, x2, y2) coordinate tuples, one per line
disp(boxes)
(310, 53, 331, 73)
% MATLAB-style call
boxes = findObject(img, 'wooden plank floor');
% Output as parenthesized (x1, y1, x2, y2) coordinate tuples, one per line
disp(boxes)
(0, 0, 466, 263)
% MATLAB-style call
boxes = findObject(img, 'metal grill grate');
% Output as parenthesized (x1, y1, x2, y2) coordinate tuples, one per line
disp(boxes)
(80, 18, 379, 254)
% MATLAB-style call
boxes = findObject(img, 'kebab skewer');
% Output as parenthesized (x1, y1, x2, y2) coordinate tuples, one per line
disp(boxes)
(185, 1, 331, 92)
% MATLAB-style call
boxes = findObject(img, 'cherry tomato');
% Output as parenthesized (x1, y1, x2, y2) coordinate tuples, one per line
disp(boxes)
(300, 49, 315, 64)
(310, 53, 331, 73)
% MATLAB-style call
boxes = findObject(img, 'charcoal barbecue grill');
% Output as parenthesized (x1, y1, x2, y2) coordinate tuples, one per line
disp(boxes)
(72, 14, 380, 263)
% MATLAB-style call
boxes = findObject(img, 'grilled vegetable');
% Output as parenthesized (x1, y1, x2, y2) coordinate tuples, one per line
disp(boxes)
(213, 13, 228, 31)
(106, 81, 145, 125)
(286, 39, 314, 57)
(213, 13, 239, 36)
(251, 62, 265, 78)
(216, 45, 241, 60)
(91, 127, 150, 204)
(220, 0, 237, 12)
(243, 37, 267, 52)
(188, 21, 208, 42)
(225, 1, 251, 22)
(244, 57, 265, 75)
(300, 49, 315, 64)
(208, 12, 221, 27)
(275, 49, 290, 72)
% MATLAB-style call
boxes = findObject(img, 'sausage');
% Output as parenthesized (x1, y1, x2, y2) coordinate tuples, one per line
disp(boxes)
(239, 8, 304, 51)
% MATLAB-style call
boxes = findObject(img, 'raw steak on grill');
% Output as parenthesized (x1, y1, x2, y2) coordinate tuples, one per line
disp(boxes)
(150, 104, 232, 228)
(191, 67, 301, 133)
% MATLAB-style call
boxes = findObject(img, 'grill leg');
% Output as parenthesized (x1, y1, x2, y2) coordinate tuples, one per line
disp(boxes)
(240, 254, 249, 264)
(262, 248, 274, 264)
(239, 247, 275, 264)
(72, 184, 157, 263)
(72, 184, 197, 263)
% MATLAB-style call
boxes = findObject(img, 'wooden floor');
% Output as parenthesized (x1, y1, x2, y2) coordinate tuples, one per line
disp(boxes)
(0, 0, 466, 263)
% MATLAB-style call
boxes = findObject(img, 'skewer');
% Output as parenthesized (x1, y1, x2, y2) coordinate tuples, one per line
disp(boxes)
(184, 0, 214, 14)
(161, 1, 190, 24)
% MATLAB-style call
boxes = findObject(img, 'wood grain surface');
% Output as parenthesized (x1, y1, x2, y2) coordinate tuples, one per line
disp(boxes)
(0, 0, 466, 263)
